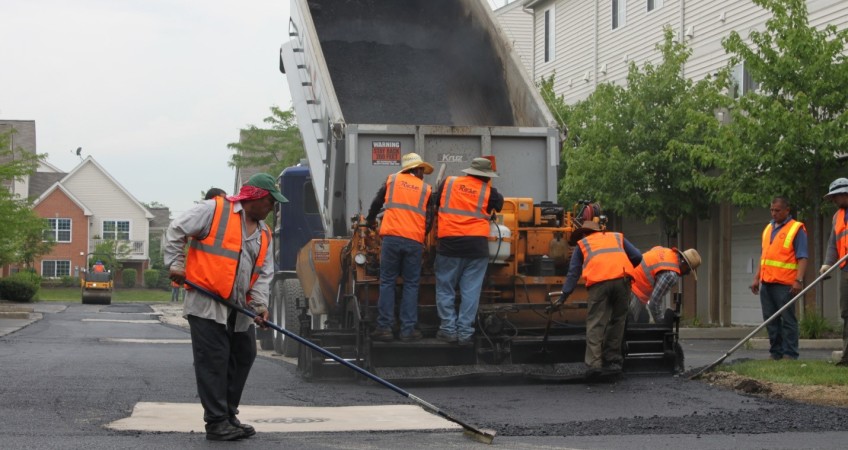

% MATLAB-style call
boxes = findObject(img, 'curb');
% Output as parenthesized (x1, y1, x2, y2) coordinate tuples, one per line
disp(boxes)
(749, 338, 843, 350)
(0, 311, 31, 320)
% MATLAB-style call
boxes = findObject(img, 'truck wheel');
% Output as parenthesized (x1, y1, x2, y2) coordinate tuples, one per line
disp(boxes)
(281, 279, 304, 357)
(258, 281, 278, 351)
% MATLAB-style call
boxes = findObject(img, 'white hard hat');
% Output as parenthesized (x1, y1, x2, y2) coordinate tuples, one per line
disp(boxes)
(824, 178, 848, 198)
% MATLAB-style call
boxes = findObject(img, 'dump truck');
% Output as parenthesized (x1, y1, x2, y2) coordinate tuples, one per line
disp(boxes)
(263, 0, 683, 382)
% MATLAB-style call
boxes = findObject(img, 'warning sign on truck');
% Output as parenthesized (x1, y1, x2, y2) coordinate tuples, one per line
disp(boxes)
(372, 141, 401, 166)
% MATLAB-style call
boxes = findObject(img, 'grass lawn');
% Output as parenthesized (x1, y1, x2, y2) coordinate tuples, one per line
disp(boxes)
(36, 287, 172, 303)
(717, 359, 848, 386)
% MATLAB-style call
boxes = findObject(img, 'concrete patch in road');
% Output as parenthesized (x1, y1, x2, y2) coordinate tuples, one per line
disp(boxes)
(82, 319, 160, 324)
(101, 338, 192, 344)
(107, 402, 461, 433)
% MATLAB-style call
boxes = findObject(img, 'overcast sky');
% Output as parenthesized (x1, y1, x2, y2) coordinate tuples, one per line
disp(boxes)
(1, 0, 509, 217)
(0, 0, 292, 216)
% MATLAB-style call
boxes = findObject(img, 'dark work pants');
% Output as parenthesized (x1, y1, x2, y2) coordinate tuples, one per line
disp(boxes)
(188, 311, 257, 424)
(584, 277, 630, 369)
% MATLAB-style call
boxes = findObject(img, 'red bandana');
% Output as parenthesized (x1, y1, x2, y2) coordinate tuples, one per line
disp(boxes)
(227, 185, 270, 202)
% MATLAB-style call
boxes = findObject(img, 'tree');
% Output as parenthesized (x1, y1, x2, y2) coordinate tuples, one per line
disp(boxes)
(705, 0, 848, 279)
(541, 28, 729, 238)
(0, 129, 52, 267)
(227, 106, 305, 177)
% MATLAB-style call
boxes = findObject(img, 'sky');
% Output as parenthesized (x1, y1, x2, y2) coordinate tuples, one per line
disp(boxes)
(0, 0, 292, 216)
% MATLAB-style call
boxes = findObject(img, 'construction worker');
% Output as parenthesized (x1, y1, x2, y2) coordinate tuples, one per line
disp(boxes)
(433, 157, 503, 347)
(204, 187, 227, 200)
(628, 247, 701, 324)
(92, 260, 105, 273)
(557, 221, 642, 377)
(821, 178, 848, 367)
(165, 173, 286, 441)
(750, 196, 807, 361)
(365, 153, 434, 342)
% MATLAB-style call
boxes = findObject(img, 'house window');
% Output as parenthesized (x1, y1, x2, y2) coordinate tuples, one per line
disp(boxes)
(43, 218, 72, 242)
(42, 260, 71, 278)
(730, 62, 759, 98)
(647, 0, 663, 12)
(544, 7, 555, 63)
(612, 0, 627, 30)
(103, 220, 130, 240)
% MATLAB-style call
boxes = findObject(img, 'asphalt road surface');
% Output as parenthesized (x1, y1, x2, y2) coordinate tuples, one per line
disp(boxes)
(1, 302, 847, 449)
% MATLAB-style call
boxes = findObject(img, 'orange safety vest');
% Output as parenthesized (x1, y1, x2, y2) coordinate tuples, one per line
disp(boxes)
(185, 196, 270, 302)
(437, 175, 491, 238)
(93, 264, 105, 273)
(578, 232, 632, 287)
(835, 209, 848, 268)
(380, 172, 431, 243)
(759, 219, 805, 284)
(629, 246, 681, 304)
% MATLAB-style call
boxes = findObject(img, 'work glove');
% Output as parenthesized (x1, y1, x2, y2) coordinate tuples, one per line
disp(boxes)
(546, 294, 566, 313)
(820, 265, 831, 275)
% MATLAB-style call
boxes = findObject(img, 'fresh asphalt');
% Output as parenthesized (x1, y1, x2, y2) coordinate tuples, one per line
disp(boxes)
(0, 301, 846, 449)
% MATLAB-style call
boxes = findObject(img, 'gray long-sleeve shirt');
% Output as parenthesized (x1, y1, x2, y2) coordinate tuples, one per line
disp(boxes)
(164, 199, 274, 332)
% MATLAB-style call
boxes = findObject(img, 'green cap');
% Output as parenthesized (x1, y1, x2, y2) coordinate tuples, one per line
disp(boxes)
(245, 173, 288, 203)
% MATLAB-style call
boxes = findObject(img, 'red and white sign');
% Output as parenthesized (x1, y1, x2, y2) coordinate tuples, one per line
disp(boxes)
(371, 141, 401, 166)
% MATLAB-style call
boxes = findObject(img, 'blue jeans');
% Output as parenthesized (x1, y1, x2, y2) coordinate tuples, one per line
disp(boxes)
(377, 236, 423, 335)
(760, 282, 799, 359)
(435, 254, 488, 340)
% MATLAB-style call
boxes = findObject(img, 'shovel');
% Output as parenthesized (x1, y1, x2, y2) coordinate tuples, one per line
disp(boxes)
(183, 280, 496, 444)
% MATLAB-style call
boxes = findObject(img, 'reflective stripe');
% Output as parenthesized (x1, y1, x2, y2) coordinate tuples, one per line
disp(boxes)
(188, 200, 240, 260)
(581, 233, 623, 262)
(441, 177, 488, 219)
(782, 221, 803, 248)
(638, 259, 678, 285)
(761, 259, 798, 270)
(384, 174, 428, 217)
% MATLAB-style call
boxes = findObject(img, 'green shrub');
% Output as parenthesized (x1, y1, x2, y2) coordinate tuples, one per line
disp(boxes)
(0, 271, 41, 302)
(143, 269, 160, 288)
(122, 268, 137, 288)
(60, 275, 79, 287)
(800, 309, 834, 339)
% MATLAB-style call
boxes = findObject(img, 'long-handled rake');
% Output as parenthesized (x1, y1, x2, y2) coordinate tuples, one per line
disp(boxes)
(183, 280, 496, 444)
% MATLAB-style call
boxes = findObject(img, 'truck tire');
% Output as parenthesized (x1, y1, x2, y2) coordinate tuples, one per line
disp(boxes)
(280, 279, 304, 357)
(258, 280, 279, 351)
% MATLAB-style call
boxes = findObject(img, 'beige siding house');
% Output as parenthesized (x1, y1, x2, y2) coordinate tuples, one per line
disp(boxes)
(511, 0, 848, 325)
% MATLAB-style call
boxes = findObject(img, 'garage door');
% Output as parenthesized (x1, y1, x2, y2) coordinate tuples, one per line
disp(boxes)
(731, 206, 769, 325)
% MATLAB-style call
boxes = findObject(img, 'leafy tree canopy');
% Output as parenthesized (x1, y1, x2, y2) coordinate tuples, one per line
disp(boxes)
(227, 106, 305, 177)
(0, 129, 52, 267)
(701, 0, 848, 221)
(541, 28, 729, 236)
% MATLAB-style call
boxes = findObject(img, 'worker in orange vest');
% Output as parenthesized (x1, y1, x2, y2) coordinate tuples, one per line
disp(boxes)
(750, 196, 807, 361)
(433, 157, 504, 347)
(92, 261, 105, 273)
(557, 220, 642, 377)
(365, 153, 434, 342)
(822, 179, 848, 367)
(165, 173, 286, 441)
(628, 246, 701, 324)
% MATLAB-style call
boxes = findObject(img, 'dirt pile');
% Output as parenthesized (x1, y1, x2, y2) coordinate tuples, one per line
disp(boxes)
(704, 371, 848, 408)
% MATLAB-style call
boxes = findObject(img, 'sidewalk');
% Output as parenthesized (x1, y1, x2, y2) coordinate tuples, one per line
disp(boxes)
(0, 302, 66, 337)
(680, 326, 843, 350)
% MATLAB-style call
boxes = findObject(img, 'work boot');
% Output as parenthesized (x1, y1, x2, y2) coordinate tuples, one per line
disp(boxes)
(205, 420, 245, 441)
(399, 329, 423, 342)
(602, 362, 623, 375)
(584, 364, 602, 379)
(436, 330, 457, 343)
(229, 416, 256, 438)
(457, 336, 474, 347)
(370, 327, 394, 342)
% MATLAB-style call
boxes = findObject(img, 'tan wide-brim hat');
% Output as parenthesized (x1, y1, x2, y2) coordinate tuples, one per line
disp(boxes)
(400, 152, 434, 174)
(678, 248, 702, 280)
(461, 157, 499, 178)
(568, 220, 601, 246)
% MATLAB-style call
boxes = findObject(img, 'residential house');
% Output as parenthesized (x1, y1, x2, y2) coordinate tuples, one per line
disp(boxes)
(498, 0, 848, 325)
(0, 120, 36, 199)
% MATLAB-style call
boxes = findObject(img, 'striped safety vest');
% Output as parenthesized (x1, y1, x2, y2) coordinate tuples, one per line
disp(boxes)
(185, 197, 270, 302)
(759, 219, 805, 285)
(437, 175, 491, 238)
(629, 246, 681, 303)
(835, 209, 848, 268)
(380, 172, 431, 243)
(578, 232, 632, 287)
